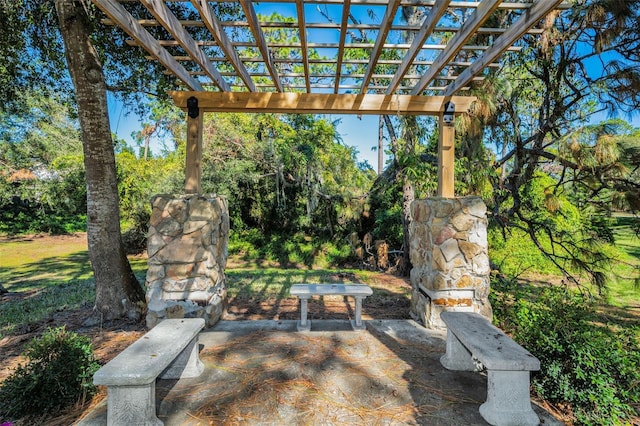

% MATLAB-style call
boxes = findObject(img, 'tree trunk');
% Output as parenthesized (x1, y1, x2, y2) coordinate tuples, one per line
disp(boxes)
(400, 116, 418, 276)
(56, 0, 145, 321)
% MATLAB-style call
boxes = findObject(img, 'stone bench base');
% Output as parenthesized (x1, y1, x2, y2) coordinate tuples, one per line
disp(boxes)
(93, 318, 205, 425)
(290, 283, 373, 331)
(440, 312, 540, 426)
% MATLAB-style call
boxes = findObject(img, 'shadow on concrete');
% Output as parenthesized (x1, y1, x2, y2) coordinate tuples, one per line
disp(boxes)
(76, 320, 563, 426)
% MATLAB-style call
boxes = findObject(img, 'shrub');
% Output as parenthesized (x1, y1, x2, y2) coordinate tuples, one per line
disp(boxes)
(488, 226, 557, 276)
(491, 277, 640, 425)
(121, 206, 150, 254)
(0, 327, 100, 420)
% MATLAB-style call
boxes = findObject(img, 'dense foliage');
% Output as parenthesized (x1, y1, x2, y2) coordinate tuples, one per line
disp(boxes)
(0, 327, 99, 420)
(491, 277, 640, 424)
(465, 0, 640, 288)
(0, 94, 86, 234)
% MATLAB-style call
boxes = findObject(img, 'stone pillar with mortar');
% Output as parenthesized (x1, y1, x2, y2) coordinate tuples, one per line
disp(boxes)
(145, 194, 229, 328)
(409, 196, 492, 329)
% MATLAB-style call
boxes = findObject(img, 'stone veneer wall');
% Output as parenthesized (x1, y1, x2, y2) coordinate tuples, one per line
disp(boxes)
(145, 194, 229, 328)
(409, 196, 492, 329)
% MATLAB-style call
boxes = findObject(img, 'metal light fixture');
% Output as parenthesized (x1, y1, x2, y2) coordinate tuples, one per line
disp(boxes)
(442, 101, 455, 125)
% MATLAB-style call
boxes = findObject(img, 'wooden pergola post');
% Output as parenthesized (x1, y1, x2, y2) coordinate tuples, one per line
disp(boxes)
(185, 96, 203, 194)
(437, 101, 455, 198)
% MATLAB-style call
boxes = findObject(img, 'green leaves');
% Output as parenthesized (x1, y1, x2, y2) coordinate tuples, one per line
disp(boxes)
(0, 326, 100, 420)
(492, 280, 640, 425)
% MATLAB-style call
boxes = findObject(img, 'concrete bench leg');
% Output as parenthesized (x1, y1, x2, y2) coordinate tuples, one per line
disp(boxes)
(160, 336, 204, 379)
(297, 297, 311, 331)
(479, 370, 539, 426)
(440, 331, 480, 371)
(106, 383, 162, 426)
(351, 296, 366, 330)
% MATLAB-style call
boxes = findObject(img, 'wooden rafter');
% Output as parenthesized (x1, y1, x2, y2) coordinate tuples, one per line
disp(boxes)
(334, 0, 351, 93)
(444, 0, 565, 96)
(102, 18, 547, 36)
(360, 0, 400, 94)
(386, 0, 450, 95)
(183, 71, 484, 83)
(410, 0, 502, 95)
(169, 91, 476, 115)
(93, 0, 203, 90)
(240, 0, 283, 92)
(115, 0, 569, 10)
(140, 0, 230, 91)
(222, 83, 468, 92)
(94, 0, 569, 97)
(153, 56, 499, 69)
(191, 0, 255, 91)
(295, 0, 311, 93)
(129, 39, 523, 52)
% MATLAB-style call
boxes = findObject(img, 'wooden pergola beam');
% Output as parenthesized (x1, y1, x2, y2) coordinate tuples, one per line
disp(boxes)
(191, 0, 256, 91)
(360, 0, 401, 94)
(93, 0, 203, 90)
(411, 0, 502, 95)
(386, 0, 450, 95)
(129, 39, 523, 52)
(240, 0, 283, 92)
(295, 0, 311, 93)
(445, 0, 565, 96)
(334, 0, 351, 93)
(169, 92, 476, 115)
(140, 0, 230, 91)
(102, 18, 548, 36)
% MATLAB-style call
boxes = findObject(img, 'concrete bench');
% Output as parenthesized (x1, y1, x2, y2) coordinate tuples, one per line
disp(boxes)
(93, 318, 205, 425)
(440, 312, 540, 426)
(290, 283, 373, 331)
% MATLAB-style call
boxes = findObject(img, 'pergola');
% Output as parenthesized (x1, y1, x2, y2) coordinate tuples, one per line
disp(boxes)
(93, 0, 568, 196)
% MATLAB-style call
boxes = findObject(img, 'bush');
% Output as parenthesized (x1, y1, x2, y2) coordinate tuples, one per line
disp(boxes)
(121, 207, 150, 255)
(228, 229, 355, 268)
(0, 327, 100, 420)
(487, 226, 558, 276)
(491, 277, 640, 425)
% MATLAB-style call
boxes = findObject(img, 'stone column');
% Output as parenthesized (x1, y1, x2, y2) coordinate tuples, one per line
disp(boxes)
(145, 194, 229, 328)
(409, 196, 492, 329)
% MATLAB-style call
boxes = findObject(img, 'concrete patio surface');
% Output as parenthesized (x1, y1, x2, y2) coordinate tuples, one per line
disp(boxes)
(76, 319, 563, 425)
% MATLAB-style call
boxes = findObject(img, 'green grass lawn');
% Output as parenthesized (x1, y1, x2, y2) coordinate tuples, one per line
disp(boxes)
(227, 267, 386, 299)
(607, 214, 640, 307)
(0, 235, 148, 293)
(0, 234, 147, 337)
(1, 218, 638, 338)
(0, 235, 91, 293)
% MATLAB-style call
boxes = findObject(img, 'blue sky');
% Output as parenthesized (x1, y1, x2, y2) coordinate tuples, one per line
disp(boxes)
(108, 3, 639, 166)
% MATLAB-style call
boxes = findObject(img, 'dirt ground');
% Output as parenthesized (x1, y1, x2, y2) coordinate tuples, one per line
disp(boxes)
(3, 234, 635, 425)
(0, 276, 411, 380)
(0, 233, 415, 425)
(75, 320, 566, 426)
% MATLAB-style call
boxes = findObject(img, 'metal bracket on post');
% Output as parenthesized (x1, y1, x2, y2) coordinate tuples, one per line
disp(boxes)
(187, 96, 199, 119)
(185, 96, 202, 194)
(442, 101, 455, 126)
